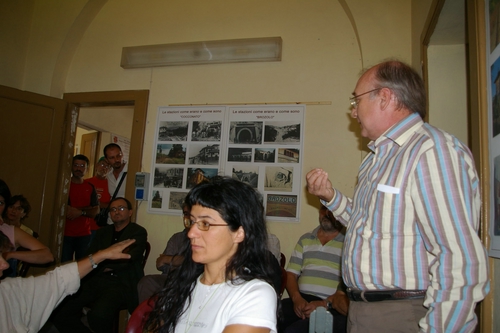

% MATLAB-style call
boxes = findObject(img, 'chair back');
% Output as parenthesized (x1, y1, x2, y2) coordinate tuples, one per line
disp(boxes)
(279, 252, 286, 268)
(308, 307, 333, 333)
(125, 298, 155, 333)
(278, 252, 287, 297)
(279, 267, 287, 298)
(142, 241, 151, 268)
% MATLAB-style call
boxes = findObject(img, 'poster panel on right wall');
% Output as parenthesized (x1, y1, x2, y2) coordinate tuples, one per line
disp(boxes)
(486, 0, 500, 258)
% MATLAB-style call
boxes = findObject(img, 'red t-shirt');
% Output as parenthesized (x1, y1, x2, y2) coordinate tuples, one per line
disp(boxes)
(65, 181, 98, 236)
(85, 177, 111, 230)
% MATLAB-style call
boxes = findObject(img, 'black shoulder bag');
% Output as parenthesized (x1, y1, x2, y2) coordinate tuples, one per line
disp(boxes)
(95, 172, 127, 227)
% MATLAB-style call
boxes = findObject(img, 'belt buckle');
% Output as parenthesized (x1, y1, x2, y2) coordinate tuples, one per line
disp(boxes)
(346, 288, 368, 302)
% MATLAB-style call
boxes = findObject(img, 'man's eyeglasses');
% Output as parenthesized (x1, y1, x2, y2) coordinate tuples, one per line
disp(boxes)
(73, 163, 86, 168)
(110, 206, 128, 213)
(183, 216, 228, 231)
(349, 88, 382, 109)
(0, 201, 4, 206)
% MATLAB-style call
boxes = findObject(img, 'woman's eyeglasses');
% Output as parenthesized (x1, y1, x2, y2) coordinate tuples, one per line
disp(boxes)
(183, 216, 228, 231)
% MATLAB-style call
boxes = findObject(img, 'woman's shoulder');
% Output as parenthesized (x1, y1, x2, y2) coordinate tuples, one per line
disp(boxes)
(228, 278, 275, 294)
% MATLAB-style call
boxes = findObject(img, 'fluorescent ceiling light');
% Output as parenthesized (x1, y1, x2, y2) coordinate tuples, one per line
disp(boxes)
(121, 37, 282, 68)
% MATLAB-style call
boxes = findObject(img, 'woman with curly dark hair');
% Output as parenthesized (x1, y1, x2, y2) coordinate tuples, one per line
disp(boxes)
(144, 176, 278, 333)
(5, 194, 34, 236)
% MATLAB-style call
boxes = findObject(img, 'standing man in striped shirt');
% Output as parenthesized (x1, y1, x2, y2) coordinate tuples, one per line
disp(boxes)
(306, 60, 489, 332)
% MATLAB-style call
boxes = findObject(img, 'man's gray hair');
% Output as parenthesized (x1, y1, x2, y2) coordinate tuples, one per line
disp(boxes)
(368, 60, 426, 119)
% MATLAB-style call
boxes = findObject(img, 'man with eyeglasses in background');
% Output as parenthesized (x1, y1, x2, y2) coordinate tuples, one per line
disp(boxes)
(306, 60, 489, 332)
(50, 197, 147, 333)
(62, 154, 99, 263)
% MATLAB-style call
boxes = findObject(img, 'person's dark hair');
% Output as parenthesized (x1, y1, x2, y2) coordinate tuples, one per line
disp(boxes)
(145, 176, 276, 332)
(370, 60, 426, 119)
(109, 196, 132, 210)
(8, 195, 31, 221)
(73, 154, 89, 165)
(103, 143, 122, 158)
(321, 206, 344, 232)
(0, 231, 14, 253)
(0, 179, 12, 218)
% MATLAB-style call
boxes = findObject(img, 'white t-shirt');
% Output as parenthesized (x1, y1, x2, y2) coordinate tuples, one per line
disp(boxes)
(107, 163, 128, 199)
(175, 276, 277, 333)
(0, 262, 80, 332)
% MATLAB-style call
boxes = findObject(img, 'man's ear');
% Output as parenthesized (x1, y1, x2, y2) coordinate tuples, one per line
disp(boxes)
(233, 226, 245, 244)
(379, 87, 392, 110)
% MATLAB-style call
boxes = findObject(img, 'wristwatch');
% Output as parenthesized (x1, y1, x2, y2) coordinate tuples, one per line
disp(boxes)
(81, 210, 86, 216)
(88, 254, 98, 269)
(325, 300, 333, 311)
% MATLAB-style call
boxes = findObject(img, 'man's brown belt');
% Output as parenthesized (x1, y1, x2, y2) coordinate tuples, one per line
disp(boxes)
(346, 288, 426, 302)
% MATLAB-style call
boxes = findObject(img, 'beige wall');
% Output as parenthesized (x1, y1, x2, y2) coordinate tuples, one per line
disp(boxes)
(411, 0, 434, 72)
(1, 0, 416, 276)
(427, 44, 468, 144)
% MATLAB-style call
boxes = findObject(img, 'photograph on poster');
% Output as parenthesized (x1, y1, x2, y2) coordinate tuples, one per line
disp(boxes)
(491, 56, 500, 137)
(266, 194, 297, 218)
(191, 121, 222, 141)
(264, 122, 301, 143)
(151, 190, 162, 209)
(494, 155, 500, 236)
(229, 121, 263, 144)
(278, 148, 300, 163)
(156, 144, 186, 164)
(188, 143, 220, 165)
(158, 121, 189, 141)
(264, 166, 293, 192)
(168, 192, 188, 210)
(153, 167, 183, 188)
(231, 165, 259, 188)
(255, 148, 275, 163)
(227, 147, 252, 162)
(186, 167, 219, 188)
(490, 0, 500, 52)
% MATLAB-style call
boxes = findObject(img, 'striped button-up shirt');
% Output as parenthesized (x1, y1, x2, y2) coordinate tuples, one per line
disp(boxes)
(324, 113, 489, 332)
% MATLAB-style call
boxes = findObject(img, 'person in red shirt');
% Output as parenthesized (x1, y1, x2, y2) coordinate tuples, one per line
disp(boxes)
(62, 155, 99, 262)
(85, 157, 112, 239)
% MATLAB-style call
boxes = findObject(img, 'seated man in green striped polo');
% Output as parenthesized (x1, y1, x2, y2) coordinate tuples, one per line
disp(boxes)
(279, 205, 348, 333)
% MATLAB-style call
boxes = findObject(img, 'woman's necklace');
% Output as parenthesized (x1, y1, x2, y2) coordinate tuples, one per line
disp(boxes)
(184, 276, 224, 333)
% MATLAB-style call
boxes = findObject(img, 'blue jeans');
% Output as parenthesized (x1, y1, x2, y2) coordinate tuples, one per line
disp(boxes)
(61, 235, 92, 262)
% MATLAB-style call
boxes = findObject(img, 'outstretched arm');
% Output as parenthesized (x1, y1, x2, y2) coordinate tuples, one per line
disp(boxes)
(78, 239, 136, 278)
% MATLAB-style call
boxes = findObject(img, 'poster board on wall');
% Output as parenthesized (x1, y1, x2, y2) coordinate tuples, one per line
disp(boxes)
(486, 1, 500, 258)
(148, 104, 305, 222)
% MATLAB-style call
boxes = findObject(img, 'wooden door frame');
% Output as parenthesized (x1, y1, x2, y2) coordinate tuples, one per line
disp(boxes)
(63, 90, 149, 220)
(0, 84, 75, 267)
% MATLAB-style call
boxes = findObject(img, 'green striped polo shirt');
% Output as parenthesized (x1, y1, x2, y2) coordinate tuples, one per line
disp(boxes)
(286, 226, 344, 298)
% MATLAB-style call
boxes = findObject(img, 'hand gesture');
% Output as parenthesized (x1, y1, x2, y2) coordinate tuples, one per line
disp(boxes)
(98, 239, 136, 261)
(306, 168, 335, 202)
